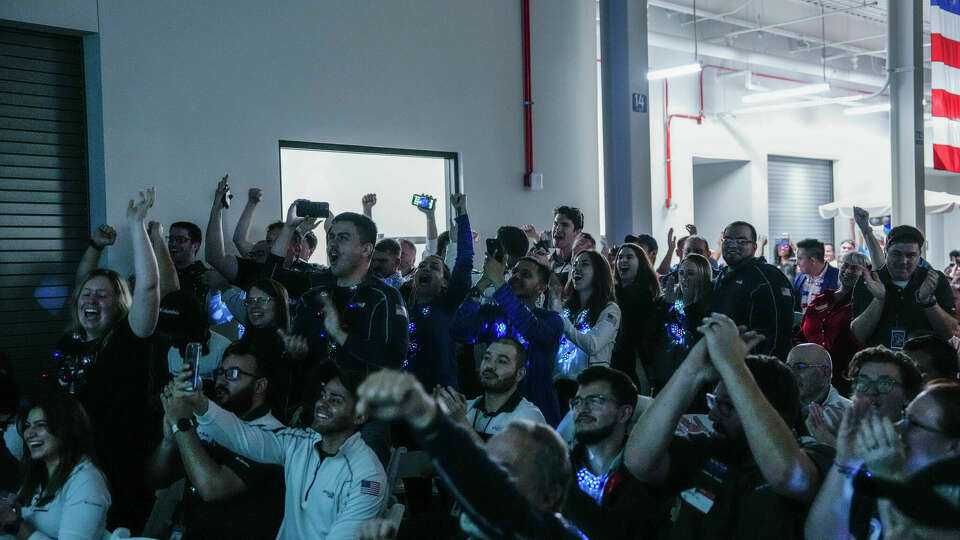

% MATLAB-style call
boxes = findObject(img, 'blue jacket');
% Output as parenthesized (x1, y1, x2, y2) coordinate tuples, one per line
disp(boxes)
(405, 214, 474, 390)
(451, 286, 564, 426)
(793, 264, 840, 312)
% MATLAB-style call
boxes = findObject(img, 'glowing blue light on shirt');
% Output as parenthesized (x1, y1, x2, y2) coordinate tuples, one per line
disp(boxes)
(576, 467, 608, 504)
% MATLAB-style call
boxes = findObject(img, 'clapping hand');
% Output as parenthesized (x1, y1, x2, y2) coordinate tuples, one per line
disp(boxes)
(434, 385, 468, 425)
(854, 411, 906, 480)
(861, 267, 887, 300)
(916, 269, 941, 304)
(277, 329, 309, 361)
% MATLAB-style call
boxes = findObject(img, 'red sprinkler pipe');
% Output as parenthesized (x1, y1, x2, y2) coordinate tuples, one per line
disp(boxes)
(521, 0, 534, 187)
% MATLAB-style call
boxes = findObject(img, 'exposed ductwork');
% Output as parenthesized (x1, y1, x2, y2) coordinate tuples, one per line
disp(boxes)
(648, 31, 887, 89)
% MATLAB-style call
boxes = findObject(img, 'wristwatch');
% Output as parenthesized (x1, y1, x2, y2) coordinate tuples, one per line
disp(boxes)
(171, 417, 198, 434)
(916, 292, 937, 308)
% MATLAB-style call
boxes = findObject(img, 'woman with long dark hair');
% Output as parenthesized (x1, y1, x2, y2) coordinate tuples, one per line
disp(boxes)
(555, 250, 620, 409)
(53, 189, 159, 531)
(0, 394, 110, 539)
(610, 243, 661, 393)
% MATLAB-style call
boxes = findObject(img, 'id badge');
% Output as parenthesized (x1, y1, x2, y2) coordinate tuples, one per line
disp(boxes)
(890, 328, 907, 350)
(681, 487, 716, 514)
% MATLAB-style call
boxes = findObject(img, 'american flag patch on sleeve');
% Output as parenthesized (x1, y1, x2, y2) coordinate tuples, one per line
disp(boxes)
(360, 479, 381, 496)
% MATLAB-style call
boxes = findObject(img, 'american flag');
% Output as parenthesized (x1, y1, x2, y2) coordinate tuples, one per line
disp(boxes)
(932, 0, 960, 171)
(360, 479, 381, 496)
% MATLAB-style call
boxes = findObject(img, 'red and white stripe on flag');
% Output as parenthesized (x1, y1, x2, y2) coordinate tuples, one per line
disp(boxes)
(932, 0, 960, 171)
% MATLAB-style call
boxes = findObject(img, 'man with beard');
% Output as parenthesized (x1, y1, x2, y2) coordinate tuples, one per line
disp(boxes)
(709, 220, 795, 360)
(785, 343, 851, 447)
(561, 366, 664, 540)
(148, 340, 285, 539)
(625, 313, 833, 540)
(463, 338, 546, 441)
(452, 256, 564, 425)
(167, 361, 387, 539)
(370, 239, 404, 290)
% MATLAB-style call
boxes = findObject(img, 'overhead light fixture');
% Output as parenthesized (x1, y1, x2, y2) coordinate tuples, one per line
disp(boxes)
(741, 83, 830, 103)
(647, 63, 702, 81)
(843, 103, 890, 116)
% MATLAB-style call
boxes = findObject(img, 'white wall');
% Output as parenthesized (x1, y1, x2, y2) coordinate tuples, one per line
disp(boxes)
(2, 0, 598, 274)
(692, 160, 751, 244)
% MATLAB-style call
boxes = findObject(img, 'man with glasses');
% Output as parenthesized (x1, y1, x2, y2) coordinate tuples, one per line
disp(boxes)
(852, 225, 958, 349)
(167, 221, 218, 302)
(165, 360, 387, 539)
(561, 366, 663, 540)
(845, 346, 923, 422)
(625, 313, 832, 540)
(709, 221, 796, 359)
(149, 340, 285, 539)
(785, 344, 851, 446)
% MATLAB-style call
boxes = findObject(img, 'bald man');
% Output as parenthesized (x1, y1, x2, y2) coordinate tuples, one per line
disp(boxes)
(785, 344, 851, 447)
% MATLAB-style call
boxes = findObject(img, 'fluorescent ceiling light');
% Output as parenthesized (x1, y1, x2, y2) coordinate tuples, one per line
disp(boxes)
(647, 63, 702, 81)
(741, 83, 830, 103)
(843, 103, 890, 116)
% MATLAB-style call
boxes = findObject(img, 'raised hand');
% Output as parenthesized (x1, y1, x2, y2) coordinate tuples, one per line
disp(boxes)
(247, 187, 263, 204)
(520, 224, 540, 242)
(277, 328, 309, 361)
(807, 403, 838, 447)
(356, 370, 435, 428)
(434, 385, 468, 425)
(758, 234, 768, 252)
(317, 293, 346, 344)
(285, 200, 306, 228)
(127, 188, 155, 223)
(362, 193, 377, 213)
(147, 221, 164, 242)
(685, 224, 698, 236)
(855, 411, 905, 479)
(91, 224, 117, 249)
(162, 364, 209, 417)
(853, 206, 870, 230)
(916, 268, 941, 302)
(666, 228, 676, 250)
(450, 193, 467, 215)
(835, 398, 871, 463)
(213, 175, 229, 208)
(697, 313, 750, 370)
(861, 268, 887, 300)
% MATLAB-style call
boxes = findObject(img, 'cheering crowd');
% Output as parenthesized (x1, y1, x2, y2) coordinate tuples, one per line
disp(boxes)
(1, 176, 960, 540)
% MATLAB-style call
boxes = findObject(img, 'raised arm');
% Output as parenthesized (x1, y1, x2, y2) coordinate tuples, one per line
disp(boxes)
(656, 227, 675, 275)
(850, 269, 886, 344)
(624, 339, 712, 484)
(493, 285, 563, 347)
(700, 314, 822, 502)
(417, 197, 438, 257)
(205, 175, 240, 282)
(561, 302, 620, 359)
(74, 225, 116, 289)
(361, 193, 376, 219)
(443, 194, 474, 306)
(148, 221, 180, 299)
(232, 187, 263, 257)
(126, 188, 160, 338)
(853, 207, 884, 271)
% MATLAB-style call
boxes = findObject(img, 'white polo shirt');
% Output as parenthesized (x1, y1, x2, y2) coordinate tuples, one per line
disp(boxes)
(465, 390, 546, 441)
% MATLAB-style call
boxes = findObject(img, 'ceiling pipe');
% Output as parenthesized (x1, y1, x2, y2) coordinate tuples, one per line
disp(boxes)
(718, 1, 879, 40)
(648, 30, 887, 88)
(648, 0, 885, 59)
(521, 0, 534, 188)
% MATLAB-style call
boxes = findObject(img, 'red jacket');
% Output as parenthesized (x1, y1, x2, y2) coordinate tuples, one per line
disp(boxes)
(796, 289, 863, 396)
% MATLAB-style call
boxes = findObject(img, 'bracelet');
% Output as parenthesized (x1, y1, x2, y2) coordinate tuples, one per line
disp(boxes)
(833, 461, 863, 478)
(88, 239, 104, 251)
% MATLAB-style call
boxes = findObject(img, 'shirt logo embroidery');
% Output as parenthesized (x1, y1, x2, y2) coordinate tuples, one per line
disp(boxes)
(361, 479, 381, 496)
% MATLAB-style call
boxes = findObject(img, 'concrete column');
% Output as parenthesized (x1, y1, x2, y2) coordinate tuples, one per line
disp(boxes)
(600, 0, 652, 242)
(888, 0, 925, 230)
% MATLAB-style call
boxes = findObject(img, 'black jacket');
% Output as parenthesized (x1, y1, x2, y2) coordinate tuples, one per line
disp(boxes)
(709, 258, 796, 360)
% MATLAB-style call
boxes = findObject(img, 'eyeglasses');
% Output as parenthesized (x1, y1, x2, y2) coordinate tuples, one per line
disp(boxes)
(242, 297, 275, 307)
(212, 367, 260, 381)
(853, 375, 903, 395)
(787, 362, 829, 372)
(706, 392, 734, 416)
(569, 394, 613, 410)
(722, 237, 754, 247)
(165, 235, 192, 245)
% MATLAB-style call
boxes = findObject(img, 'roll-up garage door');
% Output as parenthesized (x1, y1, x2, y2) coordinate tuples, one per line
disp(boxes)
(0, 26, 88, 388)
(767, 155, 834, 246)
